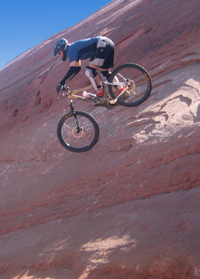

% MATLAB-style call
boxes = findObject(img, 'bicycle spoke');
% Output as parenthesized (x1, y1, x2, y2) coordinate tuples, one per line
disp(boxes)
(108, 63, 152, 107)
(57, 111, 99, 152)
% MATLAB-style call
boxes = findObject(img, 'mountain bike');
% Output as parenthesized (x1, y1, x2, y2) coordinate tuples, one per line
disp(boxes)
(57, 63, 152, 152)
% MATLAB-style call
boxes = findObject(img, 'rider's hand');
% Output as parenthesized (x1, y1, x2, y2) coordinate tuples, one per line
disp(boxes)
(56, 83, 63, 93)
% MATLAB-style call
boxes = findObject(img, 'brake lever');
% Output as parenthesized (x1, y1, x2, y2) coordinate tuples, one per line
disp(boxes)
(63, 85, 69, 92)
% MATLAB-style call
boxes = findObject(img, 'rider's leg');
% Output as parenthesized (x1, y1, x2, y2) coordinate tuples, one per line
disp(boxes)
(100, 69, 111, 80)
(87, 37, 114, 98)
(101, 67, 129, 100)
(85, 65, 98, 91)
(87, 64, 105, 98)
(101, 68, 121, 91)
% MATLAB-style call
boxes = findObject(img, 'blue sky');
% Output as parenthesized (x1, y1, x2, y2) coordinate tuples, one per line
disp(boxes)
(0, 0, 111, 70)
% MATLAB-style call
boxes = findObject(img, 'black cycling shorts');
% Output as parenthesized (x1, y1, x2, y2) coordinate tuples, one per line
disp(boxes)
(90, 37, 115, 69)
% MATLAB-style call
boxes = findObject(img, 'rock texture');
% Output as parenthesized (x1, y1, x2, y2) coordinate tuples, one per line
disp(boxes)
(0, 0, 200, 278)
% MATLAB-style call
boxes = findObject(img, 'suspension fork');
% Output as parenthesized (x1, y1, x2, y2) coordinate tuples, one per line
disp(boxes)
(69, 100, 82, 133)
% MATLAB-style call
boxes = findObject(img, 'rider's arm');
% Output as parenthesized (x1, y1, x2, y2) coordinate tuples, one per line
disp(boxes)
(60, 65, 81, 85)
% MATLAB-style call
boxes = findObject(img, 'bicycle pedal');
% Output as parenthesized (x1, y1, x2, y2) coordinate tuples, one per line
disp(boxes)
(109, 99, 118, 105)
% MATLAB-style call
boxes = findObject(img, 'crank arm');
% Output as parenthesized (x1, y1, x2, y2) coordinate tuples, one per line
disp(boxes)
(109, 87, 128, 105)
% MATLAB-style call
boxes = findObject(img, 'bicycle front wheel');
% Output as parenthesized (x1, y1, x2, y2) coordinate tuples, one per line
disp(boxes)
(108, 63, 152, 107)
(57, 111, 99, 152)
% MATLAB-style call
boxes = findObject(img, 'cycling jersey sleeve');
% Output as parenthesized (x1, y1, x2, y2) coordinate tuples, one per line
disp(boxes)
(60, 66, 81, 85)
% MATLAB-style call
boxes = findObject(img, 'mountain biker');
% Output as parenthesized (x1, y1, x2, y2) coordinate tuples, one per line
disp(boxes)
(53, 36, 116, 103)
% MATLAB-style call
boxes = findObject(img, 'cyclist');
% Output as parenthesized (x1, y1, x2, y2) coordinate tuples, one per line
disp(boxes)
(53, 36, 117, 104)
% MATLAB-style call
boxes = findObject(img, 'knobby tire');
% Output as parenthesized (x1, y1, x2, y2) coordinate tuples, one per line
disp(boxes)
(57, 110, 99, 152)
(108, 63, 152, 107)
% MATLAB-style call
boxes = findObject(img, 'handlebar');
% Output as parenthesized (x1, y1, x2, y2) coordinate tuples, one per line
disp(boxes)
(62, 85, 69, 91)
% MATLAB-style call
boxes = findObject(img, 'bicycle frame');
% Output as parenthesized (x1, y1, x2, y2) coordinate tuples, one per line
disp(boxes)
(60, 79, 130, 105)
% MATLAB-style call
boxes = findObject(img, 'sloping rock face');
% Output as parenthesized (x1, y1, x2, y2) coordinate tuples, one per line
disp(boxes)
(0, 0, 200, 278)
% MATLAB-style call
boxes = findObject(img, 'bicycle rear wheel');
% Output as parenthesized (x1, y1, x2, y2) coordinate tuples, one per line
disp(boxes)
(57, 111, 99, 152)
(108, 63, 152, 107)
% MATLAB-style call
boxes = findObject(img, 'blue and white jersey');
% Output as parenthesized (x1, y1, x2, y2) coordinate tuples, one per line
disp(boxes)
(67, 37, 100, 62)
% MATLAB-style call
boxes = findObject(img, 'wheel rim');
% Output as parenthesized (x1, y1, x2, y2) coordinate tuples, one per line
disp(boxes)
(60, 113, 98, 151)
(110, 65, 151, 106)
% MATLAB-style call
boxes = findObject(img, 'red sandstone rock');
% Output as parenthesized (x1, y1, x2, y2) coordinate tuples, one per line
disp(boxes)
(0, 0, 200, 278)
